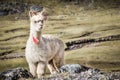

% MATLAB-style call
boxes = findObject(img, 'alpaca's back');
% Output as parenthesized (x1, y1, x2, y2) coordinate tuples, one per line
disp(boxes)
(42, 35, 64, 59)
(42, 35, 64, 52)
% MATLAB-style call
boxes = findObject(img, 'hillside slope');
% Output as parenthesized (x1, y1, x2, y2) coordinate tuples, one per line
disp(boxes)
(0, 2, 120, 71)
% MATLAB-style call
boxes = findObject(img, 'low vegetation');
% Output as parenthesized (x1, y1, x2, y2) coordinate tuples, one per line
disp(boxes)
(0, 1, 120, 72)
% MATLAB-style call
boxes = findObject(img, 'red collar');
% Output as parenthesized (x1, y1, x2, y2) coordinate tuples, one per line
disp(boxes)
(32, 36, 39, 44)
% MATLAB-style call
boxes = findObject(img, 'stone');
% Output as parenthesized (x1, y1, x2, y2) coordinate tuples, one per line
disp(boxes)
(0, 67, 33, 80)
(0, 10, 9, 16)
(30, 5, 43, 12)
(59, 64, 89, 73)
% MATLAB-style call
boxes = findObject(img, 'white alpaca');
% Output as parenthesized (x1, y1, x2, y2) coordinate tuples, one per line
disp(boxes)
(25, 10, 64, 78)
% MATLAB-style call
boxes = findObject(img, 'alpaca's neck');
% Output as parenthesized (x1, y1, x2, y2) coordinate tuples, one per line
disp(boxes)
(30, 24, 42, 44)
(30, 31, 41, 39)
(31, 31, 42, 44)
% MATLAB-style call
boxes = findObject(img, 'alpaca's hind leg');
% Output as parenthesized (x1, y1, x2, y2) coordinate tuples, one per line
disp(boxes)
(37, 62, 46, 78)
(47, 59, 58, 74)
(29, 63, 37, 78)
(54, 58, 64, 69)
(55, 49, 64, 69)
(54, 53, 64, 71)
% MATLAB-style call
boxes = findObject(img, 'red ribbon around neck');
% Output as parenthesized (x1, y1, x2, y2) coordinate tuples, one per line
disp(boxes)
(32, 36, 39, 44)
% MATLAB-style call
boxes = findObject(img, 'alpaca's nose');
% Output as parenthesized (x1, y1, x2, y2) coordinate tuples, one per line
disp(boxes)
(39, 25, 43, 29)
(39, 24, 43, 27)
(41, 26, 43, 29)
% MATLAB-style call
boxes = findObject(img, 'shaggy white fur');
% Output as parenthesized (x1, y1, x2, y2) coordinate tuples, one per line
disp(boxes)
(25, 10, 64, 78)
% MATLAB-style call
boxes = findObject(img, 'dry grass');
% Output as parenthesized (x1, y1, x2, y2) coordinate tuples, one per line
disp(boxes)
(0, 58, 27, 71)
(0, 7, 120, 71)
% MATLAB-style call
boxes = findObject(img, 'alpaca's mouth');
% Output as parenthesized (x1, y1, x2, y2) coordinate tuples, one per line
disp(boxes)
(36, 27, 42, 31)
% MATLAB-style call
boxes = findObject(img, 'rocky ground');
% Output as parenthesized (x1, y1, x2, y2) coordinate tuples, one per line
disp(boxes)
(39, 72, 120, 80)
(0, 64, 120, 80)
(0, 2, 28, 16)
(0, 67, 33, 80)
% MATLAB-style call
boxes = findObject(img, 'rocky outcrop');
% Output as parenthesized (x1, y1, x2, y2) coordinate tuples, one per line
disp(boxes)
(0, 2, 28, 16)
(0, 67, 33, 80)
(0, 64, 120, 80)
(39, 64, 120, 80)
(65, 34, 120, 50)
(59, 64, 89, 73)
(38, 71, 120, 80)
(0, 10, 9, 16)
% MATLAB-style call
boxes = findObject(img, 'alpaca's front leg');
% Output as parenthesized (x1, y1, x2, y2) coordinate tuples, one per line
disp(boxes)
(29, 63, 37, 78)
(37, 62, 46, 78)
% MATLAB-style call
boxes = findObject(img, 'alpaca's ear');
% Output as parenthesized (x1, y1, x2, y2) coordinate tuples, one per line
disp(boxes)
(29, 11, 37, 17)
(41, 11, 47, 20)
(40, 9, 47, 20)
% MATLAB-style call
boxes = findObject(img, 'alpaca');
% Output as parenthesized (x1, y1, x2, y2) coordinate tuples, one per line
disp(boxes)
(25, 10, 64, 78)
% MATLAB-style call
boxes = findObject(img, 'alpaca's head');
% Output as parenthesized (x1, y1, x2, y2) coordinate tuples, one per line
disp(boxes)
(29, 10, 47, 32)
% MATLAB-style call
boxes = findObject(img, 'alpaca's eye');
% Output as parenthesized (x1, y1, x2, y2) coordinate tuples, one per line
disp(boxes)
(34, 21, 37, 23)
(41, 20, 43, 23)
(38, 20, 43, 23)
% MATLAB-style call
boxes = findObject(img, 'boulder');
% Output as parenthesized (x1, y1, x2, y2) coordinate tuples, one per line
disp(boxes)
(30, 5, 43, 12)
(59, 64, 89, 73)
(0, 10, 9, 16)
(0, 67, 33, 80)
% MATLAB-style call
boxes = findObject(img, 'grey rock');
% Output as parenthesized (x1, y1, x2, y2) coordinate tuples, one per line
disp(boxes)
(0, 67, 33, 80)
(0, 2, 28, 16)
(0, 10, 9, 16)
(0, 66, 120, 80)
(30, 5, 43, 12)
(59, 64, 89, 73)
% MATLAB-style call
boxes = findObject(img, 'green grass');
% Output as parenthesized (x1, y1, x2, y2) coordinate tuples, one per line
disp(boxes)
(0, 58, 28, 72)
(0, 7, 120, 72)
(0, 20, 29, 54)
(65, 41, 120, 71)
